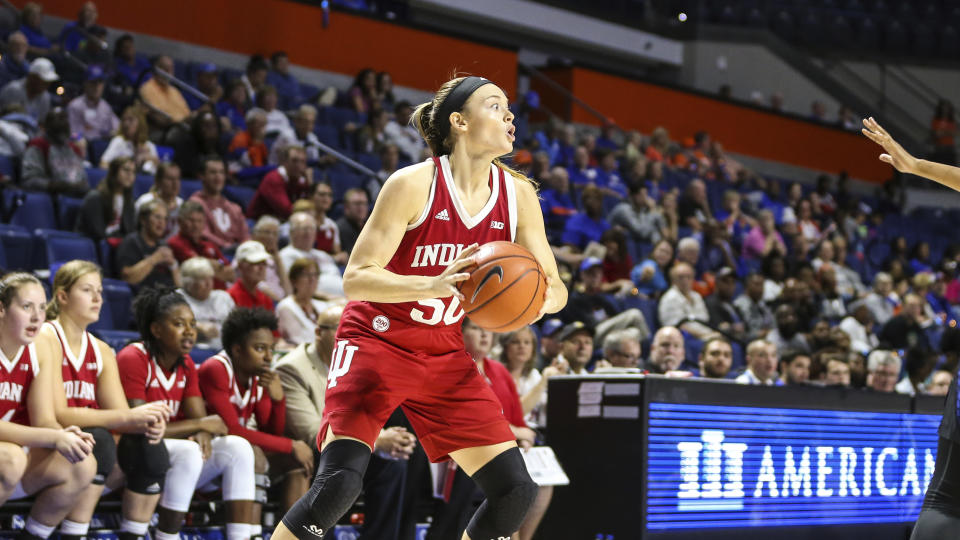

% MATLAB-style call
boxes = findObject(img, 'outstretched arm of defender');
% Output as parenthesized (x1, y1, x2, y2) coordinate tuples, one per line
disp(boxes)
(863, 116, 960, 192)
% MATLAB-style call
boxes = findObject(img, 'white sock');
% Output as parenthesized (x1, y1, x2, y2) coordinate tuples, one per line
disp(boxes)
(25, 517, 56, 539)
(119, 519, 150, 536)
(249, 524, 262, 537)
(225, 523, 250, 540)
(154, 531, 181, 540)
(59, 520, 90, 536)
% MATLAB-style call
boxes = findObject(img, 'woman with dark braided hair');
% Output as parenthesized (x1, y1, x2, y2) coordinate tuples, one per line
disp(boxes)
(116, 286, 258, 540)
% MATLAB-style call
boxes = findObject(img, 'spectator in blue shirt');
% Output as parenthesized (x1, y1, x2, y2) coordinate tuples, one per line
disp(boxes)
(113, 34, 151, 87)
(562, 185, 610, 250)
(217, 80, 249, 132)
(595, 122, 619, 151)
(19, 2, 53, 56)
(266, 51, 301, 109)
(631, 239, 673, 298)
(540, 166, 577, 235)
(568, 145, 598, 187)
(57, 1, 98, 53)
(184, 63, 222, 111)
(594, 149, 627, 198)
(0, 32, 29, 88)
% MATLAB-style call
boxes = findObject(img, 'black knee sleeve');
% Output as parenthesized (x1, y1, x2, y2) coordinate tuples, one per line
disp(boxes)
(465, 447, 538, 540)
(281, 439, 371, 540)
(117, 434, 170, 494)
(85, 427, 116, 485)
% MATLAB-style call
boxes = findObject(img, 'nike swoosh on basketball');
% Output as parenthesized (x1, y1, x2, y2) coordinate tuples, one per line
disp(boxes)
(471, 265, 504, 304)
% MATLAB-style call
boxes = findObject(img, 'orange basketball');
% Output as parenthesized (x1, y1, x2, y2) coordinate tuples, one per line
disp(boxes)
(457, 241, 547, 332)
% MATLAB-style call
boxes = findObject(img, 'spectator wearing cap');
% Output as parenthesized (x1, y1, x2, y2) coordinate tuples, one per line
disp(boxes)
(645, 326, 685, 374)
(166, 200, 235, 287)
(18, 2, 52, 56)
(562, 257, 650, 345)
(733, 273, 774, 340)
(562, 185, 610, 251)
(185, 63, 223, 111)
(0, 32, 29, 87)
(596, 327, 642, 371)
(659, 262, 712, 340)
(779, 351, 811, 385)
(539, 318, 564, 367)
(838, 300, 879, 355)
(270, 105, 329, 166)
(229, 108, 269, 167)
(229, 240, 275, 310)
(555, 322, 595, 375)
(0, 57, 57, 122)
(179, 256, 235, 350)
(57, 1, 98, 52)
(705, 267, 746, 342)
(280, 211, 343, 297)
(190, 156, 250, 250)
(100, 105, 159, 174)
(248, 145, 311, 220)
(113, 34, 151, 88)
(67, 65, 118, 141)
(697, 337, 733, 379)
(21, 108, 88, 196)
(267, 51, 301, 108)
(735, 340, 782, 385)
(384, 100, 425, 163)
(866, 350, 901, 393)
(139, 55, 190, 124)
(609, 182, 666, 245)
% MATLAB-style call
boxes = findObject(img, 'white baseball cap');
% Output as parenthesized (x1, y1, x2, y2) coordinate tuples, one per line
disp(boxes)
(28, 58, 58, 82)
(235, 240, 270, 264)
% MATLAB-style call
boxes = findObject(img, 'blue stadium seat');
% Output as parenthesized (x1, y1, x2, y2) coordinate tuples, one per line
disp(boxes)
(190, 347, 219, 364)
(622, 295, 659, 331)
(99, 239, 114, 278)
(102, 278, 133, 330)
(0, 224, 33, 271)
(34, 229, 98, 270)
(88, 139, 111, 166)
(86, 167, 107, 189)
(328, 172, 364, 202)
(94, 329, 140, 352)
(180, 179, 203, 199)
(314, 125, 340, 150)
(0, 240, 6, 270)
(354, 152, 381, 173)
(0, 154, 16, 181)
(224, 185, 256, 212)
(58, 196, 83, 230)
(88, 300, 114, 332)
(6, 190, 56, 230)
(133, 174, 154, 199)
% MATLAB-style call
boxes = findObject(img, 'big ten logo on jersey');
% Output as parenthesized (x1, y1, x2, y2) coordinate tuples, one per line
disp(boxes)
(328, 340, 358, 389)
(490, 220, 505, 230)
(410, 243, 466, 269)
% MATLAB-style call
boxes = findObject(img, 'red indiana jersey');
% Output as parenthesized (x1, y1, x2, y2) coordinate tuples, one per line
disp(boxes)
(46, 321, 102, 409)
(198, 352, 291, 454)
(0, 343, 38, 425)
(341, 155, 518, 335)
(117, 342, 201, 421)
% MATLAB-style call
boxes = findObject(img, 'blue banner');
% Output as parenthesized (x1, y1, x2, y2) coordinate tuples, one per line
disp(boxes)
(646, 402, 941, 530)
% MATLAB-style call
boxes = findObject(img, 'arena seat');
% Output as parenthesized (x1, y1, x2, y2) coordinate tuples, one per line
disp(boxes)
(6, 190, 56, 230)
(0, 224, 33, 271)
(314, 125, 341, 150)
(103, 278, 134, 330)
(0, 154, 16, 181)
(133, 174, 154, 199)
(86, 166, 107, 189)
(180, 178, 203, 199)
(57, 196, 83, 230)
(225, 185, 256, 211)
(34, 229, 98, 270)
(88, 300, 114, 332)
(190, 347, 218, 364)
(88, 139, 111, 166)
(354, 152, 381, 173)
(94, 329, 140, 351)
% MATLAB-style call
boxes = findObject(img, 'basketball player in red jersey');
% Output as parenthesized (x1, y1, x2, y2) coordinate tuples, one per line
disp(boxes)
(276, 76, 566, 540)
(36, 261, 172, 540)
(0, 272, 98, 540)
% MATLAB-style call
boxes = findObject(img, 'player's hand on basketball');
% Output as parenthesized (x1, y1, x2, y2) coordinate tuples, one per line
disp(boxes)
(199, 414, 229, 436)
(536, 276, 562, 320)
(862, 117, 919, 174)
(55, 426, 94, 463)
(191, 431, 213, 460)
(376, 427, 416, 460)
(433, 243, 480, 300)
(291, 440, 315, 471)
(257, 369, 285, 401)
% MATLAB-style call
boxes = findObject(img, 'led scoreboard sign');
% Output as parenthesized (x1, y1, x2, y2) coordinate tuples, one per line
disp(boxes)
(645, 403, 941, 531)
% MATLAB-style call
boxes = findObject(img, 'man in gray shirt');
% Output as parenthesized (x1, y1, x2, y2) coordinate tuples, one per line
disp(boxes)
(0, 57, 56, 122)
(608, 182, 665, 244)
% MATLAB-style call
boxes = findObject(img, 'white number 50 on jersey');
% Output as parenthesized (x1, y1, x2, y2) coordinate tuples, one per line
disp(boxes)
(409, 297, 464, 326)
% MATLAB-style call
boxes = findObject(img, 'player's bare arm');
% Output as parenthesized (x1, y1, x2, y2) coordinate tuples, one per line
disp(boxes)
(514, 179, 567, 315)
(863, 116, 960, 192)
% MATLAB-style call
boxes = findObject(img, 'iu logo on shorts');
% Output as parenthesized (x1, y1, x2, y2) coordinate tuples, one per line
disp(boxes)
(327, 340, 358, 388)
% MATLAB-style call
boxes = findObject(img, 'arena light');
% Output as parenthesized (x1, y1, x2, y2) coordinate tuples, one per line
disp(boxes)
(678, 12, 688, 22)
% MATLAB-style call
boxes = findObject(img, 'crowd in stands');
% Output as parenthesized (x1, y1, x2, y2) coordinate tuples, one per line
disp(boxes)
(1, 2, 960, 540)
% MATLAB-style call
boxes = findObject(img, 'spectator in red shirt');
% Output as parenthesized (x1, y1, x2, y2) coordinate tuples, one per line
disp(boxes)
(228, 241, 274, 311)
(310, 181, 346, 264)
(189, 156, 250, 251)
(247, 145, 311, 220)
(167, 200, 235, 288)
(228, 108, 268, 168)
(198, 308, 314, 514)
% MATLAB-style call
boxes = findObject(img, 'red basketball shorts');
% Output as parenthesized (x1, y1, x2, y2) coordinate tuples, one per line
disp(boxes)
(318, 320, 515, 462)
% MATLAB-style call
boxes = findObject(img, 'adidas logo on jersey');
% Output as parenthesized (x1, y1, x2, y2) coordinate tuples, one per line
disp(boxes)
(302, 525, 325, 537)
(435, 209, 450, 221)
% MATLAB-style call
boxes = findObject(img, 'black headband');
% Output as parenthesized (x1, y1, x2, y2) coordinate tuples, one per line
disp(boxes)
(436, 76, 493, 142)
